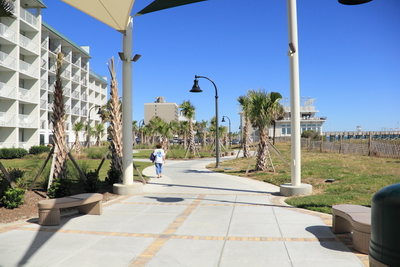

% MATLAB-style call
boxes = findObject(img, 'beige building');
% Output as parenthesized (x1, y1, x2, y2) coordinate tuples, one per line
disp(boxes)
(144, 97, 178, 124)
(0, 0, 108, 149)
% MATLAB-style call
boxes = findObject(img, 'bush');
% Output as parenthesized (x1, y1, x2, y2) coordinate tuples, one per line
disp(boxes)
(1, 188, 25, 209)
(0, 148, 28, 159)
(86, 147, 109, 159)
(301, 130, 320, 140)
(29, 145, 51, 155)
(47, 178, 72, 198)
(105, 167, 121, 185)
(84, 170, 101, 193)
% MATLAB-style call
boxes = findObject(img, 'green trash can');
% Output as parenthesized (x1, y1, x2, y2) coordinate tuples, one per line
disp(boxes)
(369, 183, 400, 266)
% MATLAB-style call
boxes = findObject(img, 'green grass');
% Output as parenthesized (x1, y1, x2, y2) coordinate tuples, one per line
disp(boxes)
(0, 148, 154, 192)
(208, 142, 400, 213)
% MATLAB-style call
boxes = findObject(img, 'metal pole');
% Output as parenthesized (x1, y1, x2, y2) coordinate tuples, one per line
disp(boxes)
(195, 75, 220, 168)
(287, 0, 301, 187)
(122, 17, 134, 185)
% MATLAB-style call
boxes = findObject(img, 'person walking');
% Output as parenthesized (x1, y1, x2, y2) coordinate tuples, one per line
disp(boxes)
(153, 143, 166, 178)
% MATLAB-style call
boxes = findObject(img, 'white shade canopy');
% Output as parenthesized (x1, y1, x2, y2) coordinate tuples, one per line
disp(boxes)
(61, 0, 135, 31)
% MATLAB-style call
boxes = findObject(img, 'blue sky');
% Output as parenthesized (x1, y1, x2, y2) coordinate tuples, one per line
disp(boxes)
(42, 0, 400, 133)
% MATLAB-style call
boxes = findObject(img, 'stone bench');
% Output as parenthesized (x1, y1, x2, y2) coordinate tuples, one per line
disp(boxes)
(38, 193, 103, 226)
(332, 204, 371, 254)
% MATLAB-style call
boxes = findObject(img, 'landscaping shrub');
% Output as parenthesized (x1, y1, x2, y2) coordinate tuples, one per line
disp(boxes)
(29, 145, 51, 155)
(84, 170, 101, 193)
(105, 167, 121, 185)
(47, 178, 72, 198)
(0, 148, 28, 159)
(86, 147, 109, 159)
(1, 187, 25, 209)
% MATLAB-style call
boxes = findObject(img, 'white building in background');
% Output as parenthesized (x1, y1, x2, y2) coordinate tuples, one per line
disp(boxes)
(0, 0, 108, 149)
(242, 97, 327, 142)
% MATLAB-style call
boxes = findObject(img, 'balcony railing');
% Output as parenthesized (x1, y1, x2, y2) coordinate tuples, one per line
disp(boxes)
(61, 69, 70, 79)
(0, 112, 16, 127)
(18, 88, 38, 103)
(0, 51, 16, 70)
(72, 74, 80, 83)
(40, 79, 47, 89)
(40, 119, 46, 129)
(40, 99, 47, 109)
(41, 38, 48, 49)
(72, 56, 80, 66)
(49, 42, 59, 54)
(19, 114, 37, 128)
(72, 107, 80, 115)
(0, 23, 17, 43)
(19, 60, 38, 77)
(19, 8, 38, 28)
(0, 82, 16, 99)
(19, 34, 39, 53)
(81, 77, 87, 86)
(72, 90, 80, 99)
(64, 87, 71, 97)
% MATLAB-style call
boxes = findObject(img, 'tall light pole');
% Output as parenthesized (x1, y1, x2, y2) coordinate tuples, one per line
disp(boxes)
(280, 0, 372, 196)
(190, 75, 220, 168)
(87, 105, 101, 148)
(221, 115, 231, 148)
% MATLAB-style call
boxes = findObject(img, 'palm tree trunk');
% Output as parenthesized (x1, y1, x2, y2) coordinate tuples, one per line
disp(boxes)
(256, 128, 269, 171)
(189, 122, 196, 156)
(52, 52, 68, 180)
(108, 58, 123, 179)
(243, 119, 251, 158)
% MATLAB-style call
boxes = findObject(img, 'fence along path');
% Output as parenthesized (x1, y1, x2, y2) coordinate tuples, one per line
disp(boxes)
(301, 138, 400, 159)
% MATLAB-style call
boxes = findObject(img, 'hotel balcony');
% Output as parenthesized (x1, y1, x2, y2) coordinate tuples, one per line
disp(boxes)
(19, 7, 39, 29)
(0, 22, 17, 43)
(18, 114, 37, 128)
(18, 88, 38, 103)
(0, 112, 16, 127)
(0, 82, 17, 99)
(0, 51, 17, 70)
(19, 60, 38, 77)
(19, 34, 39, 54)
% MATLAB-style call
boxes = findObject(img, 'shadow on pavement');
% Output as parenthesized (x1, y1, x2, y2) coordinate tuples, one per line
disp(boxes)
(147, 182, 276, 195)
(305, 225, 354, 253)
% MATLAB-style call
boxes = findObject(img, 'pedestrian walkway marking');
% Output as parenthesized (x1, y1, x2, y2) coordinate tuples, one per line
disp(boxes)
(129, 194, 206, 267)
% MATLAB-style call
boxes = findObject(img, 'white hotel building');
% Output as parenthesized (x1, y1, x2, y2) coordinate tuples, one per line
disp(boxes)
(0, 0, 108, 150)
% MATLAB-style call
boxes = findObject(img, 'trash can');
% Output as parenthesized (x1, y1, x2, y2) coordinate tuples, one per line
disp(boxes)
(369, 183, 400, 267)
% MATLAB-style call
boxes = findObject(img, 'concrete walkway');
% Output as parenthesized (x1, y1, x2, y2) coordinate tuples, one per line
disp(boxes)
(0, 155, 368, 266)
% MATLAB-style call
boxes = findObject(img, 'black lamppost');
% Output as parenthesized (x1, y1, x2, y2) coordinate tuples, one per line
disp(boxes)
(190, 75, 220, 168)
(221, 115, 231, 148)
(87, 105, 101, 148)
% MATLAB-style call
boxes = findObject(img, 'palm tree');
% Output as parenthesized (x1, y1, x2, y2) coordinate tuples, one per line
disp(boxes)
(271, 104, 286, 145)
(51, 52, 68, 180)
(197, 120, 208, 148)
(72, 121, 84, 155)
(179, 121, 189, 149)
(247, 89, 282, 171)
(237, 94, 251, 158)
(107, 57, 123, 179)
(180, 100, 196, 157)
(92, 123, 105, 146)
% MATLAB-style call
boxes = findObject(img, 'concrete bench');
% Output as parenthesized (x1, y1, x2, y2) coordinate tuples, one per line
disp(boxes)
(38, 193, 103, 226)
(332, 204, 371, 254)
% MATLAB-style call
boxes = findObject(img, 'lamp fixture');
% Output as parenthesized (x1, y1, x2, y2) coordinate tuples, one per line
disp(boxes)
(118, 52, 141, 62)
(190, 78, 203, 93)
(338, 0, 372, 4)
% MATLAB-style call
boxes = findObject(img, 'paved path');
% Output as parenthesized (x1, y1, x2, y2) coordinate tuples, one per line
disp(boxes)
(0, 155, 368, 266)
